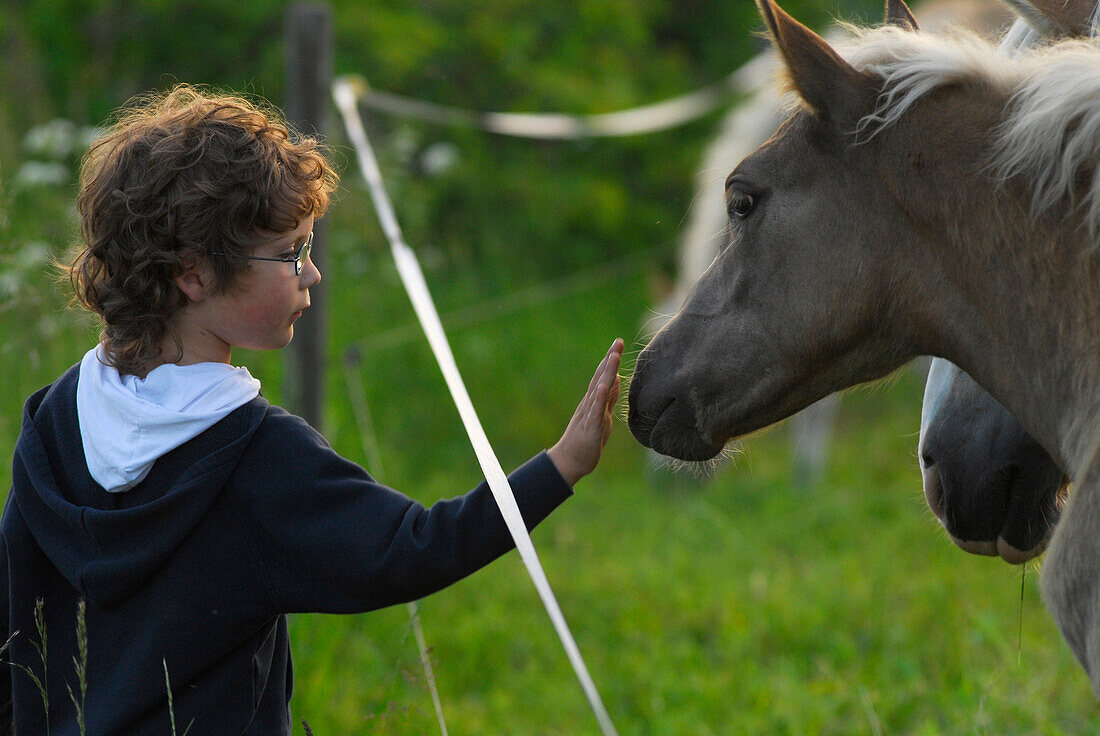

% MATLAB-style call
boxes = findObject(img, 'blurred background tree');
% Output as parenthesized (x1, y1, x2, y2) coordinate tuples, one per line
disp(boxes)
(0, 0, 881, 277)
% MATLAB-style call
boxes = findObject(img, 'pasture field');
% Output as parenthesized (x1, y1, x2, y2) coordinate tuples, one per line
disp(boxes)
(4, 190, 1098, 735)
(5, 1, 1092, 732)
(2, 116, 1100, 733)
(283, 239, 1100, 735)
(0, 143, 1091, 734)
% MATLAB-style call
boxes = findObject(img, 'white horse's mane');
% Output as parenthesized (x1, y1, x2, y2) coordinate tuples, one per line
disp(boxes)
(837, 22, 1100, 235)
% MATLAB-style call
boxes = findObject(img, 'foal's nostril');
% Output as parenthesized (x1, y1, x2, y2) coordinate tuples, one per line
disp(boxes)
(922, 462, 945, 519)
(627, 394, 672, 446)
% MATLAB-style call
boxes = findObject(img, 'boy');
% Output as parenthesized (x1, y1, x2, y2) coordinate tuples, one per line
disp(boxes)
(3, 84, 624, 734)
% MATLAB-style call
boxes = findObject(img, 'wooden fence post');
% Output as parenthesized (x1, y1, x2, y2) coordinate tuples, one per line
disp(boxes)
(285, 2, 333, 429)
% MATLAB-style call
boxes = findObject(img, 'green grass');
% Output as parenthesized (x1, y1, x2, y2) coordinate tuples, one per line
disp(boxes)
(283, 367, 1100, 735)
(3, 182, 1098, 735)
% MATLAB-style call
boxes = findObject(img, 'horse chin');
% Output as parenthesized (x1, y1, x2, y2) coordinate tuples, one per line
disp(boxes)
(946, 531, 1052, 564)
(923, 461, 1066, 564)
(633, 406, 726, 461)
(651, 434, 726, 462)
(997, 535, 1051, 564)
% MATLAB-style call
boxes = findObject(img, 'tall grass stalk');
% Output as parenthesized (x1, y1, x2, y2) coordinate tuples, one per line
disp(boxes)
(163, 659, 193, 736)
(6, 599, 203, 735)
(1019, 566, 1028, 666)
(24, 598, 49, 735)
(66, 599, 87, 735)
(1, 600, 51, 735)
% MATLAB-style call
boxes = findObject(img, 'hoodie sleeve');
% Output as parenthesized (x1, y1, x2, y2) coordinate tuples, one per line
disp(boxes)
(231, 408, 573, 614)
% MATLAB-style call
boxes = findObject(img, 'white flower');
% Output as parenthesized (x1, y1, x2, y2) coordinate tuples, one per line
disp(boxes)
(23, 119, 78, 160)
(14, 161, 69, 189)
(421, 142, 459, 176)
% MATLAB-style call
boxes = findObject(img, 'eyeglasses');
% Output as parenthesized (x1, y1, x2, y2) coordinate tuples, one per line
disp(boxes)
(211, 231, 313, 276)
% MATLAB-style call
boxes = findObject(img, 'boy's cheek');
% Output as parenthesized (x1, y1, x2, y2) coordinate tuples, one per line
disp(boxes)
(239, 297, 292, 325)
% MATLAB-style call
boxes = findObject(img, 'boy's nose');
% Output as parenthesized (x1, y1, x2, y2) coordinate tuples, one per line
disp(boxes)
(301, 255, 321, 287)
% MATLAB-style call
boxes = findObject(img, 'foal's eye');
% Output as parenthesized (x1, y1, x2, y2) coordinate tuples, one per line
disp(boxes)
(727, 190, 755, 220)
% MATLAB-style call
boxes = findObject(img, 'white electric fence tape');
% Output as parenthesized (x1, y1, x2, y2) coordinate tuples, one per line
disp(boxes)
(340, 52, 774, 139)
(333, 78, 619, 736)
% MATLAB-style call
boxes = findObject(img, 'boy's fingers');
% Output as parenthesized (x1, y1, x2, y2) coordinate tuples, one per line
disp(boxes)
(608, 377, 621, 408)
(594, 375, 619, 425)
(582, 344, 616, 401)
(587, 384, 609, 426)
(594, 348, 622, 421)
(585, 357, 608, 397)
(588, 371, 621, 429)
(575, 339, 624, 431)
(598, 342, 623, 387)
(588, 341, 619, 392)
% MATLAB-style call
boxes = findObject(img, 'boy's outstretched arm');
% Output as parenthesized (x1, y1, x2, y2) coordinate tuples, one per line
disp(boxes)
(548, 338, 625, 487)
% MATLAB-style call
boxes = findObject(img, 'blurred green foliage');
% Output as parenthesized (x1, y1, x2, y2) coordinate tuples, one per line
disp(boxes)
(0, 0, 883, 282)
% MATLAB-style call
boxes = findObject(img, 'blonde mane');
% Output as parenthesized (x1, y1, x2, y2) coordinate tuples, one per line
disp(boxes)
(836, 24, 1100, 236)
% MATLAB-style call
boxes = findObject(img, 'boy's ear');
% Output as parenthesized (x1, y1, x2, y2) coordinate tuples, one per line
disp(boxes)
(173, 257, 210, 303)
(756, 0, 876, 130)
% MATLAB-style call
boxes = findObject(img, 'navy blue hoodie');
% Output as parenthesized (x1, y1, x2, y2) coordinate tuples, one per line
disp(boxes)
(2, 364, 572, 734)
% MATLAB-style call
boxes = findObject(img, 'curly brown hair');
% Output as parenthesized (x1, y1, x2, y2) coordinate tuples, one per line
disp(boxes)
(67, 84, 339, 376)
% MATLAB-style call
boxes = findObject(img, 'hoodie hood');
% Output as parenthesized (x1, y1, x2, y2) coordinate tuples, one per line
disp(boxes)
(11, 362, 269, 608)
(77, 346, 261, 493)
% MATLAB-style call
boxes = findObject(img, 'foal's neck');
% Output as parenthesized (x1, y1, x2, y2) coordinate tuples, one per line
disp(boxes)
(941, 212, 1100, 476)
(873, 86, 1100, 476)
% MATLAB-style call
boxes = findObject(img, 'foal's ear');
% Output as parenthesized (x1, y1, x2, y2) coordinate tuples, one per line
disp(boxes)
(885, 0, 920, 31)
(1002, 0, 1094, 37)
(756, 0, 875, 129)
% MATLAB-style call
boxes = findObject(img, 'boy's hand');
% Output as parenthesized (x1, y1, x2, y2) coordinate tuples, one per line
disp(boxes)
(548, 339, 624, 487)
